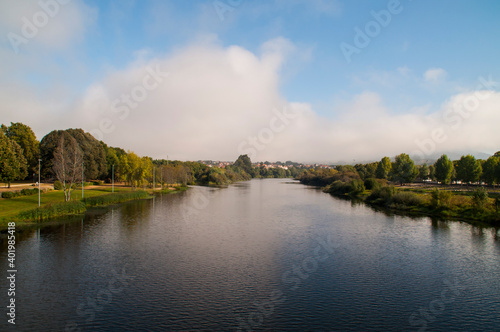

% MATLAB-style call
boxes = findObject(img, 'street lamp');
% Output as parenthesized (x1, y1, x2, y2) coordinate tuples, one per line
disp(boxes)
(112, 164, 115, 193)
(38, 159, 41, 207)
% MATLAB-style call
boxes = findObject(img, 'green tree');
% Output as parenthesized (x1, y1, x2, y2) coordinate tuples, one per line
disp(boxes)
(375, 157, 392, 179)
(40, 129, 107, 180)
(418, 163, 430, 181)
(0, 131, 28, 187)
(456, 155, 482, 184)
(391, 153, 418, 185)
(482, 156, 499, 186)
(234, 154, 255, 177)
(3, 122, 39, 178)
(434, 154, 454, 184)
(428, 164, 436, 181)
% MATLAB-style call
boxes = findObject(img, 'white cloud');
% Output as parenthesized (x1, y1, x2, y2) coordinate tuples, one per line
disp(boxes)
(1, 38, 499, 163)
(424, 67, 447, 82)
(0, 0, 97, 54)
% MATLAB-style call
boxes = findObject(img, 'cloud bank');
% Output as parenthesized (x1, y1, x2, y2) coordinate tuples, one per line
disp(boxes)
(1, 35, 498, 163)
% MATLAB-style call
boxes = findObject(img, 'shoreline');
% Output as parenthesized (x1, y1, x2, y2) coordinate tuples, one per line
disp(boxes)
(0, 186, 189, 231)
(303, 182, 500, 228)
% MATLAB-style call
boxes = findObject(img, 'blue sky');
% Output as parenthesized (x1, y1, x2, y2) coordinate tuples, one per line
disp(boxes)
(1, 0, 499, 162)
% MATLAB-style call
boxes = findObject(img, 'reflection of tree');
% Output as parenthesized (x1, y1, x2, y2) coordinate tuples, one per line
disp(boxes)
(53, 135, 83, 201)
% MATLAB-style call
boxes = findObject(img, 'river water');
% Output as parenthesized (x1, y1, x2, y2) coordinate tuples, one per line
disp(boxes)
(1, 179, 499, 331)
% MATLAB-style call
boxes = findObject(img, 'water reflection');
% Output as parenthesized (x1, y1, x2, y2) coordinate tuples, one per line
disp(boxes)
(0, 179, 499, 331)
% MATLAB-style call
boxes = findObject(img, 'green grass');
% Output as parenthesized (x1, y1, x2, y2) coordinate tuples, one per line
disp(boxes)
(83, 191, 150, 207)
(17, 201, 87, 223)
(0, 186, 135, 224)
(0, 185, 192, 228)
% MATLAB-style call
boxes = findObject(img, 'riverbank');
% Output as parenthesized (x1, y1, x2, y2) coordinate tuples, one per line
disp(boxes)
(0, 184, 188, 230)
(300, 178, 500, 227)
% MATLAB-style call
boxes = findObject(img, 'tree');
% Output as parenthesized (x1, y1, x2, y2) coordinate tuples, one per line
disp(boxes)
(53, 135, 83, 201)
(3, 122, 39, 179)
(456, 155, 482, 185)
(434, 154, 454, 184)
(234, 154, 255, 177)
(418, 163, 430, 181)
(428, 164, 436, 181)
(375, 157, 392, 179)
(40, 128, 107, 180)
(391, 153, 418, 185)
(482, 156, 499, 186)
(0, 131, 28, 187)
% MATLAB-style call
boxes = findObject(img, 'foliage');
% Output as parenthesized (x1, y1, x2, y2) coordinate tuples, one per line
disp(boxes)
(355, 163, 377, 180)
(40, 128, 107, 180)
(366, 186, 396, 205)
(418, 163, 430, 181)
(324, 179, 365, 196)
(1, 188, 52, 199)
(391, 153, 418, 185)
(472, 187, 488, 210)
(20, 188, 39, 196)
(233, 154, 255, 177)
(431, 189, 452, 208)
(17, 201, 86, 222)
(434, 154, 454, 184)
(1, 192, 17, 199)
(82, 191, 150, 207)
(456, 155, 482, 184)
(54, 180, 63, 190)
(297, 168, 360, 187)
(364, 178, 381, 190)
(428, 164, 436, 181)
(391, 192, 423, 207)
(350, 179, 365, 195)
(481, 156, 499, 185)
(2, 122, 40, 178)
(0, 130, 28, 187)
(375, 157, 392, 179)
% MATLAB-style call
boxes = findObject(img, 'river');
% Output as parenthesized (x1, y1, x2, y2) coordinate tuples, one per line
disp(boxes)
(1, 179, 499, 331)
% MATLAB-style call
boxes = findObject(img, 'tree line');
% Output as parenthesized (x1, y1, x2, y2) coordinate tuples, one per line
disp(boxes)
(0, 122, 298, 200)
(298, 152, 500, 188)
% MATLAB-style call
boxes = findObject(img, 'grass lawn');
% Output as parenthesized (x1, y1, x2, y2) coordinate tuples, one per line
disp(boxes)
(0, 186, 134, 220)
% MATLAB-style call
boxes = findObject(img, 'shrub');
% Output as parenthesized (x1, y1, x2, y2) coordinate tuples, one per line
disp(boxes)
(391, 192, 422, 207)
(324, 181, 352, 195)
(54, 181, 63, 190)
(20, 188, 39, 196)
(472, 187, 488, 210)
(431, 189, 453, 208)
(82, 191, 150, 207)
(366, 186, 396, 204)
(350, 179, 365, 195)
(17, 201, 86, 222)
(364, 178, 380, 190)
(92, 181, 103, 186)
(2, 191, 15, 199)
